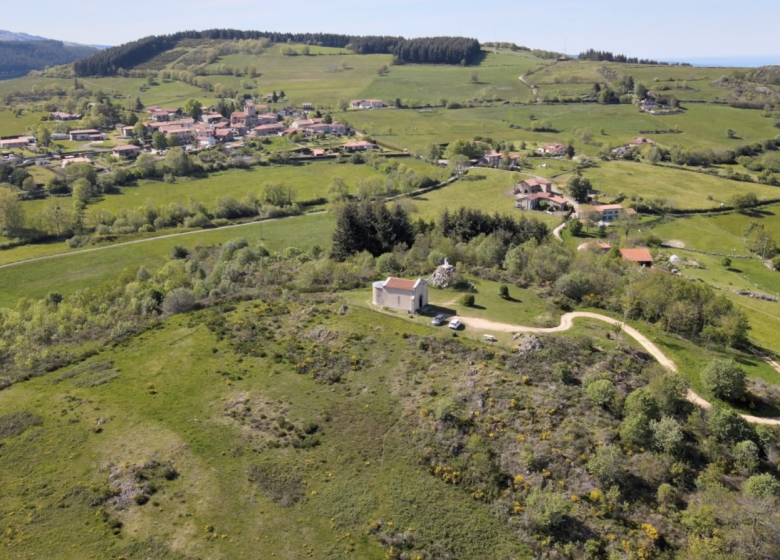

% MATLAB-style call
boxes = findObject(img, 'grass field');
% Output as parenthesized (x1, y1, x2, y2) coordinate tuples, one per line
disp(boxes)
(410, 169, 563, 226)
(574, 160, 780, 210)
(0, 109, 45, 136)
(20, 158, 438, 218)
(0, 212, 335, 307)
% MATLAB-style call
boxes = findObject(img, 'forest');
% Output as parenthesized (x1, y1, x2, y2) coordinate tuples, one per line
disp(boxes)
(72, 30, 481, 76)
(0, 40, 98, 79)
(577, 49, 687, 66)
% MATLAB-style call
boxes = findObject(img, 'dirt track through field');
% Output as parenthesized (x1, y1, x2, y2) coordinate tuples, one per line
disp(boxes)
(452, 311, 780, 426)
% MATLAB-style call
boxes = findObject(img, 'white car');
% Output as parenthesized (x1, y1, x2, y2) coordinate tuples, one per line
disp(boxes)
(448, 319, 462, 330)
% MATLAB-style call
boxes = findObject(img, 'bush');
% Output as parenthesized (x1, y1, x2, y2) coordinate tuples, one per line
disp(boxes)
(707, 406, 752, 444)
(586, 379, 616, 408)
(650, 416, 684, 456)
(461, 293, 475, 307)
(184, 213, 213, 229)
(743, 473, 780, 498)
(587, 445, 625, 484)
(524, 489, 571, 534)
(624, 388, 661, 420)
(376, 253, 402, 274)
(619, 413, 652, 445)
(499, 284, 509, 299)
(162, 288, 196, 315)
(701, 359, 746, 402)
(733, 440, 760, 474)
(170, 245, 189, 260)
(0, 411, 43, 439)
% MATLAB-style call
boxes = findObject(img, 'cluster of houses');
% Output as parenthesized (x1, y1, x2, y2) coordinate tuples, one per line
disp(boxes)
(350, 99, 384, 110)
(513, 178, 570, 212)
(611, 136, 656, 158)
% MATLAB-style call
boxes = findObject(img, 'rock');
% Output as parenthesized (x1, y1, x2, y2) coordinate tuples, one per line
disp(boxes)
(513, 334, 544, 355)
(428, 260, 458, 288)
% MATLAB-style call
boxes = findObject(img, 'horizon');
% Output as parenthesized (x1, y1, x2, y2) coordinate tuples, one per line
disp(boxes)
(3, 0, 780, 64)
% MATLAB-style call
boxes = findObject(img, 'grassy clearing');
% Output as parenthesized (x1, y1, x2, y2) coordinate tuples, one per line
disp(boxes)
(0, 212, 334, 307)
(0, 110, 45, 136)
(574, 160, 780, 210)
(0, 304, 529, 559)
(409, 169, 563, 226)
(21, 158, 438, 217)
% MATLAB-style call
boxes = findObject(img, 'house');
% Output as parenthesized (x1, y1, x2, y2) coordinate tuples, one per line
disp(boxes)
(277, 107, 296, 117)
(513, 177, 553, 195)
(111, 145, 141, 158)
(515, 192, 569, 211)
(0, 137, 33, 149)
(372, 277, 428, 312)
(311, 148, 325, 157)
(577, 204, 628, 223)
(350, 99, 383, 109)
(116, 124, 135, 138)
(291, 118, 323, 130)
(50, 111, 80, 121)
(61, 156, 93, 168)
(160, 126, 195, 142)
(149, 110, 171, 122)
(301, 102, 314, 111)
(253, 123, 285, 137)
(255, 113, 280, 125)
(69, 129, 104, 141)
(198, 136, 217, 148)
(536, 142, 566, 156)
(343, 140, 376, 151)
(203, 113, 226, 125)
(215, 129, 235, 143)
(620, 248, 654, 267)
(192, 124, 214, 138)
(301, 122, 347, 135)
(480, 150, 519, 167)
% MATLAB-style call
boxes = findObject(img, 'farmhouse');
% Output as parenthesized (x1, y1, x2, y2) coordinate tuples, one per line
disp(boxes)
(0, 137, 32, 149)
(203, 113, 226, 125)
(215, 129, 235, 143)
(513, 177, 554, 195)
(620, 248, 654, 267)
(343, 140, 376, 151)
(577, 204, 634, 223)
(515, 192, 569, 211)
(350, 99, 384, 109)
(50, 111, 81, 121)
(629, 136, 656, 147)
(61, 156, 93, 168)
(69, 129, 105, 141)
(116, 124, 135, 137)
(253, 123, 285, 137)
(372, 277, 428, 312)
(537, 142, 566, 156)
(161, 126, 195, 141)
(480, 151, 519, 168)
(111, 145, 141, 158)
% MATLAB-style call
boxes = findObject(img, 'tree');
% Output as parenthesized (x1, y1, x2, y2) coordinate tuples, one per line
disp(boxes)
(569, 220, 583, 236)
(619, 413, 652, 445)
(701, 359, 746, 402)
(35, 125, 51, 148)
(182, 98, 203, 120)
(133, 121, 146, 140)
(423, 142, 442, 163)
(708, 406, 752, 444)
(262, 182, 295, 206)
(650, 417, 684, 455)
(338, 98, 349, 112)
(323, 113, 333, 124)
(461, 294, 475, 307)
(163, 147, 191, 177)
(566, 175, 591, 203)
(136, 153, 157, 178)
(71, 178, 92, 205)
(65, 163, 97, 186)
(499, 284, 509, 299)
(300, 45, 310, 56)
(152, 131, 168, 151)
(469, 70, 479, 84)
(448, 154, 470, 176)
(733, 440, 760, 474)
(743, 473, 780, 498)
(327, 176, 349, 203)
(587, 445, 624, 484)
(0, 187, 26, 237)
(586, 379, 616, 408)
(730, 192, 759, 212)
(524, 490, 571, 534)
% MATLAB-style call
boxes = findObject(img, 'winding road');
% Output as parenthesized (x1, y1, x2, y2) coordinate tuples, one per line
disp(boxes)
(451, 311, 780, 426)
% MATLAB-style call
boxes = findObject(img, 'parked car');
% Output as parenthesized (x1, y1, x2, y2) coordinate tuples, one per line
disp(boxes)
(448, 319, 462, 330)
(431, 314, 446, 326)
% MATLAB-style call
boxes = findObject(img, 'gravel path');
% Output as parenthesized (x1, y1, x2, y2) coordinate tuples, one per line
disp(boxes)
(451, 311, 780, 425)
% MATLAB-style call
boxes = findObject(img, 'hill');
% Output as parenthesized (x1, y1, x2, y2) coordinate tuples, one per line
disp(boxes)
(0, 29, 109, 49)
(0, 39, 99, 80)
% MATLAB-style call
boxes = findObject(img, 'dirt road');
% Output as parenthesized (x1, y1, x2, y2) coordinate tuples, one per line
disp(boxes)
(452, 311, 780, 426)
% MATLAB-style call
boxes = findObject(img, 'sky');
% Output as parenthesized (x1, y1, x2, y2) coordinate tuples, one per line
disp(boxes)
(3, 0, 780, 62)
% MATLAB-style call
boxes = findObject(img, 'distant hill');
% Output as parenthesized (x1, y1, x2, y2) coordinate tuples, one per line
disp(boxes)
(0, 29, 109, 50)
(0, 39, 100, 80)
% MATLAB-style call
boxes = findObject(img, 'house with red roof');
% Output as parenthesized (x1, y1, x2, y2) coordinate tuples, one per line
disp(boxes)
(536, 142, 567, 156)
(343, 140, 376, 151)
(515, 192, 569, 211)
(619, 248, 654, 267)
(513, 177, 554, 195)
(372, 277, 428, 312)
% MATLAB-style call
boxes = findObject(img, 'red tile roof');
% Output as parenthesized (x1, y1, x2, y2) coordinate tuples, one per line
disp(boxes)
(384, 278, 417, 291)
(523, 178, 551, 186)
(620, 248, 654, 263)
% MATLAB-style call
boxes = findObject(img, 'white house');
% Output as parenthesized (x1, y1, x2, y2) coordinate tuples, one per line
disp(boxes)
(69, 129, 104, 141)
(536, 142, 566, 156)
(350, 99, 384, 109)
(372, 277, 428, 312)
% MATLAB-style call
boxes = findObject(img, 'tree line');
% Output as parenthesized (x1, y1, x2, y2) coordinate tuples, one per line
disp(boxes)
(0, 40, 98, 79)
(73, 30, 481, 76)
(578, 49, 689, 66)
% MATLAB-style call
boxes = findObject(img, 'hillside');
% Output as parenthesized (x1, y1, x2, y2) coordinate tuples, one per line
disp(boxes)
(0, 39, 99, 80)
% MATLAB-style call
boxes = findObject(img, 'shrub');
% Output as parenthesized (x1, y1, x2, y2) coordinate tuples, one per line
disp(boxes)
(461, 294, 475, 307)
(619, 413, 652, 445)
(743, 473, 780, 498)
(701, 359, 746, 402)
(721, 257, 732, 268)
(624, 388, 660, 420)
(524, 489, 571, 534)
(0, 411, 43, 439)
(184, 213, 213, 229)
(733, 440, 760, 474)
(170, 245, 189, 260)
(650, 416, 684, 456)
(162, 288, 196, 315)
(707, 406, 752, 444)
(587, 445, 624, 484)
(586, 379, 616, 408)
(657, 483, 676, 507)
(376, 253, 402, 274)
(554, 271, 591, 301)
(499, 284, 509, 299)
